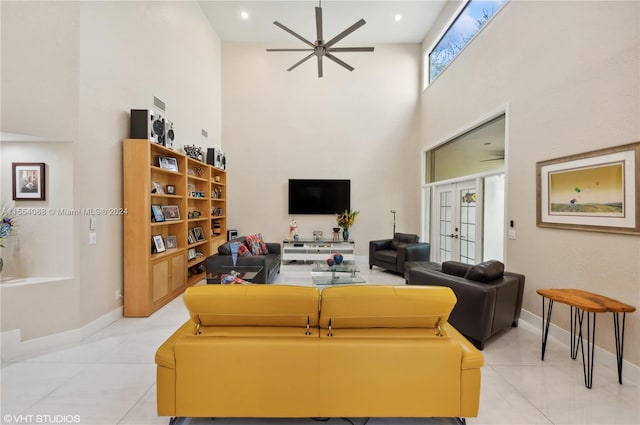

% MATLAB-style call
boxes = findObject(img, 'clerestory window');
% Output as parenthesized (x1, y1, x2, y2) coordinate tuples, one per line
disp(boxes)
(425, 0, 506, 87)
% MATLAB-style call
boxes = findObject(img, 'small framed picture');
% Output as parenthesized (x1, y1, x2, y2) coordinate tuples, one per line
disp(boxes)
(187, 247, 197, 261)
(12, 162, 46, 201)
(151, 204, 165, 222)
(166, 185, 176, 195)
(161, 205, 180, 220)
(166, 235, 177, 249)
(152, 235, 166, 253)
(158, 156, 179, 172)
(188, 229, 196, 244)
(151, 181, 164, 194)
(193, 226, 205, 241)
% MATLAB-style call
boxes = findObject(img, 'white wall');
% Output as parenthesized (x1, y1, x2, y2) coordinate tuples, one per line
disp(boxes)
(420, 1, 640, 365)
(1, 0, 222, 342)
(222, 43, 422, 254)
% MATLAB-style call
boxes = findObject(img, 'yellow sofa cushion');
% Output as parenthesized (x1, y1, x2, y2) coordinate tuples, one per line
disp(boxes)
(319, 285, 456, 331)
(183, 284, 320, 328)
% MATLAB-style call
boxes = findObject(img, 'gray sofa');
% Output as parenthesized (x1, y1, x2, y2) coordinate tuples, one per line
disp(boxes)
(205, 236, 281, 284)
(405, 260, 525, 350)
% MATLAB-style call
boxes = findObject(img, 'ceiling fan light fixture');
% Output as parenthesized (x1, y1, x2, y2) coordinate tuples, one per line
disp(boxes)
(266, 1, 375, 78)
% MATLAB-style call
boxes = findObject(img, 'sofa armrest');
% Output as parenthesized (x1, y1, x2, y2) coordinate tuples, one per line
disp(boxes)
(369, 239, 392, 263)
(402, 243, 431, 262)
(266, 242, 281, 255)
(406, 268, 497, 345)
(155, 320, 196, 369)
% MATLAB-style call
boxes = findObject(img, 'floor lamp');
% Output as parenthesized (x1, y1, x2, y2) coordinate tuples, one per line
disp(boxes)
(390, 210, 396, 235)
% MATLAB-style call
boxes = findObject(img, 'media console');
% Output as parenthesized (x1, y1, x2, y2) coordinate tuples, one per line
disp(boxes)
(282, 239, 355, 263)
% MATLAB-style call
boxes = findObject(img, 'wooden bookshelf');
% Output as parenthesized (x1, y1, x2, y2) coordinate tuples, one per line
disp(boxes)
(123, 139, 227, 316)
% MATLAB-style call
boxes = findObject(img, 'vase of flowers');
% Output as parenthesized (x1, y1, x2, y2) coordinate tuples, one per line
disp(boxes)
(335, 209, 359, 241)
(0, 210, 16, 273)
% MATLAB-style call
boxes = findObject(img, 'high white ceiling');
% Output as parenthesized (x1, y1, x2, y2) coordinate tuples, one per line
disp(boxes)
(198, 1, 448, 45)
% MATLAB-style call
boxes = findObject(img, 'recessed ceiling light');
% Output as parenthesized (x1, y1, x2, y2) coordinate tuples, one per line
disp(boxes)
(394, 14, 403, 22)
(240, 11, 249, 20)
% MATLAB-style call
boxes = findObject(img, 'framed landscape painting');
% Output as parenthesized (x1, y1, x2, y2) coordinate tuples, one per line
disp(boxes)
(537, 142, 640, 235)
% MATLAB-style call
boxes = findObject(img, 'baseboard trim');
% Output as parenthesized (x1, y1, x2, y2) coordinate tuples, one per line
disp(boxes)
(519, 308, 639, 385)
(1, 306, 123, 361)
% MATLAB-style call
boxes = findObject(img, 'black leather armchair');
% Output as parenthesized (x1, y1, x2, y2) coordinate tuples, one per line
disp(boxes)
(406, 260, 525, 349)
(369, 233, 430, 275)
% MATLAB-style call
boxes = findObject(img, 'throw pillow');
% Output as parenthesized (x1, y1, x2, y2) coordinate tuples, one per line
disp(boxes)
(220, 274, 247, 284)
(246, 233, 269, 255)
(464, 260, 505, 282)
(442, 261, 472, 277)
(231, 242, 252, 257)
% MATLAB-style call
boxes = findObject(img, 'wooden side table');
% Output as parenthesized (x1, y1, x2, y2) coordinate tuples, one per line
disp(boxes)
(537, 288, 635, 388)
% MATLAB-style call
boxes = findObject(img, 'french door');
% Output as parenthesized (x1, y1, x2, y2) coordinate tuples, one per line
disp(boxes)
(434, 180, 479, 264)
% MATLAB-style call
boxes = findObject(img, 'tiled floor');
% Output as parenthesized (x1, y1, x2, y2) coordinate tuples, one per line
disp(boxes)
(1, 259, 638, 425)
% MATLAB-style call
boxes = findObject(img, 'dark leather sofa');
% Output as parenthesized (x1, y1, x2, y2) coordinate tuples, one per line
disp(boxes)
(205, 236, 281, 283)
(369, 233, 431, 275)
(406, 260, 525, 349)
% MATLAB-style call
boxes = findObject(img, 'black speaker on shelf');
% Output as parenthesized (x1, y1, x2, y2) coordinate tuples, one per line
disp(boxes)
(206, 148, 216, 166)
(206, 148, 226, 169)
(164, 120, 175, 149)
(130, 109, 165, 144)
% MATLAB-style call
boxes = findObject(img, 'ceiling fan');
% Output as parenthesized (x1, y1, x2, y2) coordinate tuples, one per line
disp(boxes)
(266, 1, 375, 78)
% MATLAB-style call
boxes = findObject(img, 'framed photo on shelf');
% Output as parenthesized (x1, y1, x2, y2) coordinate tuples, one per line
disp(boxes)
(158, 156, 179, 172)
(161, 205, 180, 220)
(165, 235, 177, 249)
(537, 141, 640, 235)
(151, 181, 164, 194)
(188, 229, 196, 244)
(187, 247, 197, 261)
(166, 185, 176, 195)
(152, 235, 166, 253)
(12, 162, 46, 201)
(193, 226, 205, 241)
(151, 204, 165, 222)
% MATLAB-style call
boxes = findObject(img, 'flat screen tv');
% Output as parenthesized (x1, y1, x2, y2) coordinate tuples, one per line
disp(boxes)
(288, 179, 350, 215)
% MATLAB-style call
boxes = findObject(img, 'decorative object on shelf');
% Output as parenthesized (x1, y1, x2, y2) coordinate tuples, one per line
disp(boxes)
(336, 209, 359, 241)
(326, 257, 335, 267)
(332, 227, 341, 241)
(193, 226, 205, 242)
(152, 235, 166, 253)
(333, 253, 344, 265)
(183, 145, 203, 161)
(151, 181, 164, 194)
(158, 156, 178, 172)
(161, 205, 180, 220)
(151, 204, 165, 222)
(289, 219, 298, 241)
(166, 235, 177, 249)
(12, 162, 46, 201)
(312, 230, 323, 241)
(188, 210, 201, 219)
(166, 185, 176, 195)
(266, 0, 374, 78)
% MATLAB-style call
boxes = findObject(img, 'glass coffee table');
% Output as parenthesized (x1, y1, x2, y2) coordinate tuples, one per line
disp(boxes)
(206, 266, 263, 284)
(311, 261, 365, 285)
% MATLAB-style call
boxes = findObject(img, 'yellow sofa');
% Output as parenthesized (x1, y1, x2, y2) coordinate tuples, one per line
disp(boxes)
(155, 284, 483, 421)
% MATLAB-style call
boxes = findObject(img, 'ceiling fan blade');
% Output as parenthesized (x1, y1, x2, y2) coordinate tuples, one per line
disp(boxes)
(325, 53, 354, 72)
(267, 49, 315, 52)
(327, 47, 375, 52)
(315, 7, 323, 42)
(317, 56, 323, 78)
(273, 21, 316, 48)
(324, 19, 366, 49)
(287, 52, 316, 72)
